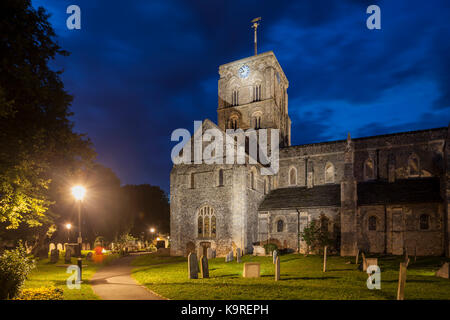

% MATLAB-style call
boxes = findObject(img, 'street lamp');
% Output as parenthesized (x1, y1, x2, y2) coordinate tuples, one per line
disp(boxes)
(71, 185, 86, 281)
(65, 223, 72, 242)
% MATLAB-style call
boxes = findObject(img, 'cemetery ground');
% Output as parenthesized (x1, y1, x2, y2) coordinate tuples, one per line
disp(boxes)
(131, 253, 450, 300)
(21, 250, 119, 300)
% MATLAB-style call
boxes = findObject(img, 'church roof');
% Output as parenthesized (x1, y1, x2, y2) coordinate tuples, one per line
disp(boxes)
(258, 177, 442, 211)
(259, 184, 341, 210)
(357, 177, 442, 205)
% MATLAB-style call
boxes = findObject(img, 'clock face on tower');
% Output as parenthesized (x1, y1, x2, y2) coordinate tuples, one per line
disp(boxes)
(238, 65, 250, 78)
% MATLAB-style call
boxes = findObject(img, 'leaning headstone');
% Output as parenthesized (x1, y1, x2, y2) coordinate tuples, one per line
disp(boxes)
(397, 262, 407, 300)
(275, 256, 280, 281)
(358, 252, 366, 271)
(200, 255, 209, 278)
(64, 249, 72, 263)
(355, 249, 360, 265)
(243, 262, 260, 278)
(86, 243, 91, 250)
(272, 250, 278, 264)
(206, 247, 213, 259)
(435, 262, 449, 279)
(188, 253, 199, 279)
(86, 252, 93, 261)
(49, 243, 56, 252)
(57, 243, 63, 251)
(50, 249, 59, 263)
(323, 246, 327, 272)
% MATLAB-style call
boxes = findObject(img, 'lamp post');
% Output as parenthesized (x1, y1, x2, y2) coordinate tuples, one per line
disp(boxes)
(65, 223, 72, 242)
(71, 185, 86, 281)
(149, 227, 156, 242)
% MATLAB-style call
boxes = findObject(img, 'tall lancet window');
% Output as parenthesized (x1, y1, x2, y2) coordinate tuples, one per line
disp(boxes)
(232, 90, 239, 106)
(253, 84, 262, 101)
(289, 167, 297, 186)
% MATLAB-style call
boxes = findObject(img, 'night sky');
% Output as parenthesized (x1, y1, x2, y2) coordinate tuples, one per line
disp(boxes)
(31, 0, 450, 192)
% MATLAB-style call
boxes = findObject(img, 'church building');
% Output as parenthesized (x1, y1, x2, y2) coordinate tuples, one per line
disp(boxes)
(169, 50, 450, 258)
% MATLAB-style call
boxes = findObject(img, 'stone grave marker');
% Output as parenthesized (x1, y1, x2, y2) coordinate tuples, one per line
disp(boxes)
(275, 256, 280, 281)
(229, 250, 234, 262)
(50, 249, 59, 263)
(435, 262, 449, 279)
(82, 243, 86, 251)
(86, 243, 91, 250)
(272, 250, 277, 264)
(363, 258, 378, 272)
(323, 246, 327, 272)
(64, 249, 72, 263)
(49, 243, 56, 252)
(397, 262, 407, 300)
(236, 248, 242, 263)
(200, 255, 209, 278)
(57, 243, 63, 251)
(207, 247, 213, 259)
(197, 247, 203, 261)
(243, 262, 260, 278)
(355, 249, 360, 265)
(188, 253, 199, 279)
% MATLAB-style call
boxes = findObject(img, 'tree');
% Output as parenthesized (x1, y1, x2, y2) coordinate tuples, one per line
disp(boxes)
(0, 1, 95, 248)
(301, 215, 333, 254)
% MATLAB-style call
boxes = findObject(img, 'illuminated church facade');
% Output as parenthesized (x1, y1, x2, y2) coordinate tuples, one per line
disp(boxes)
(169, 50, 450, 258)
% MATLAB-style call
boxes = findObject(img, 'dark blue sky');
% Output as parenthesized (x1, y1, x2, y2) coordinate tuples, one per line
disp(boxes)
(32, 0, 450, 192)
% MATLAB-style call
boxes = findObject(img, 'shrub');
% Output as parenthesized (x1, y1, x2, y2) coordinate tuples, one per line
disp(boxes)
(263, 243, 278, 254)
(0, 244, 36, 299)
(14, 287, 63, 300)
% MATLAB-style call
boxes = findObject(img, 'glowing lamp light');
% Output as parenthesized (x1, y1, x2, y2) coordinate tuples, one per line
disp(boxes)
(71, 185, 86, 201)
(157, 237, 161, 241)
(150, 228, 155, 233)
(102, 248, 107, 254)
(66, 223, 72, 230)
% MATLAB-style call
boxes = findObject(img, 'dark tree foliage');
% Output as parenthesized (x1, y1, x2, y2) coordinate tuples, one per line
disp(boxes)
(0, 1, 95, 243)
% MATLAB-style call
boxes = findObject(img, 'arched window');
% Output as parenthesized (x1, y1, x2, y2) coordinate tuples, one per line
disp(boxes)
(232, 89, 239, 106)
(253, 84, 262, 101)
(368, 216, 377, 231)
(228, 116, 239, 130)
(277, 219, 284, 232)
(190, 173, 195, 189)
(320, 215, 329, 233)
(198, 205, 216, 238)
(325, 162, 335, 184)
(364, 158, 375, 181)
(419, 214, 429, 230)
(289, 167, 297, 186)
(250, 170, 255, 190)
(253, 116, 262, 129)
(408, 154, 420, 177)
(218, 169, 224, 186)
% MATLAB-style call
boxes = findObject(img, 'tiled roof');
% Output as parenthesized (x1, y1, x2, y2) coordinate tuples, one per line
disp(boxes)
(357, 178, 442, 205)
(258, 184, 341, 210)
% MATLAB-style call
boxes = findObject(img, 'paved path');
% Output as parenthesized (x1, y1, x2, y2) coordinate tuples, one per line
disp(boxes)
(91, 253, 166, 300)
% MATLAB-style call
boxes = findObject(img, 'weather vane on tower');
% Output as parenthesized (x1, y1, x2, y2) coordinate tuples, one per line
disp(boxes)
(251, 17, 261, 56)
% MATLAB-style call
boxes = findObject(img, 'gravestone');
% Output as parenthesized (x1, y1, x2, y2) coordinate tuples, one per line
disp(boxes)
(86, 252, 93, 261)
(243, 262, 260, 278)
(236, 248, 242, 263)
(229, 250, 234, 262)
(397, 262, 407, 300)
(275, 256, 280, 281)
(200, 255, 209, 278)
(355, 249, 360, 265)
(207, 247, 213, 259)
(82, 243, 86, 251)
(272, 250, 277, 264)
(188, 253, 199, 279)
(57, 243, 63, 251)
(363, 258, 378, 272)
(50, 249, 59, 263)
(252, 245, 266, 256)
(212, 249, 216, 258)
(49, 243, 56, 252)
(358, 252, 366, 271)
(64, 249, 72, 263)
(86, 243, 91, 250)
(435, 262, 449, 279)
(197, 247, 203, 261)
(323, 246, 327, 272)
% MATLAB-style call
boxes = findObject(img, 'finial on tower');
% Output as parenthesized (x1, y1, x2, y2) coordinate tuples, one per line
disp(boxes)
(251, 17, 261, 56)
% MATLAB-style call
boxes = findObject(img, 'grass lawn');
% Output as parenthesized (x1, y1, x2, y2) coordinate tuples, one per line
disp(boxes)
(23, 250, 118, 300)
(131, 253, 450, 300)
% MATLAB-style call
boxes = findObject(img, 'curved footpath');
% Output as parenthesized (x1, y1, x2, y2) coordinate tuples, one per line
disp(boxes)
(91, 253, 166, 300)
